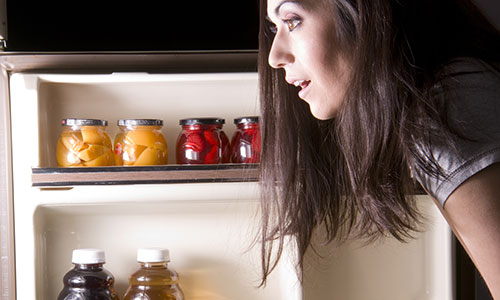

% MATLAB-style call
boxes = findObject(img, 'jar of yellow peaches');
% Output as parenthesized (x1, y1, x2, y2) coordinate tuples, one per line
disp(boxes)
(56, 118, 114, 167)
(114, 119, 168, 166)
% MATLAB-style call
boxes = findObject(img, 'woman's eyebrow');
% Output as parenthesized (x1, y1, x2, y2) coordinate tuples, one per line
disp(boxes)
(273, 0, 301, 16)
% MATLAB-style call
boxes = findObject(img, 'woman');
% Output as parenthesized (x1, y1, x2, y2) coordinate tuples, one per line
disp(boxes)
(258, 0, 500, 297)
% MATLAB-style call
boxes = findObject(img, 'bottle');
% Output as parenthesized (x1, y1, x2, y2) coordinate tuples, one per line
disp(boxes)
(176, 118, 229, 164)
(57, 248, 120, 300)
(123, 248, 184, 300)
(56, 118, 114, 167)
(230, 116, 261, 163)
(114, 119, 168, 166)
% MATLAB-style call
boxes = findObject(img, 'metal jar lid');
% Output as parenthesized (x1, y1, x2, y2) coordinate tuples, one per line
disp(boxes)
(61, 118, 108, 126)
(117, 119, 163, 126)
(179, 118, 225, 126)
(234, 116, 259, 124)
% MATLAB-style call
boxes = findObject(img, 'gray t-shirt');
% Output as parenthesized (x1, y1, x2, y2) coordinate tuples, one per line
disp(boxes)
(414, 57, 500, 206)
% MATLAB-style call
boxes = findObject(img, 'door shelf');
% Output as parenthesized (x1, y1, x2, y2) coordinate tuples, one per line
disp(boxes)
(32, 163, 259, 187)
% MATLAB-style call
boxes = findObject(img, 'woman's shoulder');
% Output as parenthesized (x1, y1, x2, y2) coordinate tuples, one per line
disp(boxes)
(416, 57, 500, 206)
(436, 56, 500, 136)
(431, 56, 500, 107)
(437, 56, 500, 82)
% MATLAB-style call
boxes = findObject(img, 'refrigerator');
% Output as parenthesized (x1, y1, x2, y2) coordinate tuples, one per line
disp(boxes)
(1, 1, 486, 299)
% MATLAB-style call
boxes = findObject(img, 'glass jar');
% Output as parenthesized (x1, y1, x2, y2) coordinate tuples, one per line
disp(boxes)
(230, 116, 261, 164)
(218, 124, 231, 164)
(176, 118, 230, 164)
(114, 119, 168, 166)
(56, 118, 113, 167)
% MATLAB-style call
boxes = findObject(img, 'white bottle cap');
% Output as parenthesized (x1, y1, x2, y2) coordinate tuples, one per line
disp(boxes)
(137, 248, 170, 263)
(72, 248, 106, 264)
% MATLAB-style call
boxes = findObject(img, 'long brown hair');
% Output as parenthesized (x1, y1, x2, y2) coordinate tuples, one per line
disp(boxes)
(257, 0, 500, 284)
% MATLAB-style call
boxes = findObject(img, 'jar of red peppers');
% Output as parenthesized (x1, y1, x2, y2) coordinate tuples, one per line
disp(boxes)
(230, 116, 261, 164)
(176, 118, 230, 164)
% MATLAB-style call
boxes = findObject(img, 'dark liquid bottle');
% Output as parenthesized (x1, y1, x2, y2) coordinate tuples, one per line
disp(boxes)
(123, 248, 184, 300)
(57, 248, 120, 300)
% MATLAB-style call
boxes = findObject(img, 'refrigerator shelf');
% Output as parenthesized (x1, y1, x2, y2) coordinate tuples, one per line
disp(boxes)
(31, 163, 259, 187)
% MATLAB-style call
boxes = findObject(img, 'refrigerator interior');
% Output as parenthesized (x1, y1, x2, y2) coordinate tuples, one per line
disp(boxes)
(9, 67, 454, 299)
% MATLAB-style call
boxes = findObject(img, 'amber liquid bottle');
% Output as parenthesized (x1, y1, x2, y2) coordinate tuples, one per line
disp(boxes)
(57, 248, 120, 300)
(123, 248, 184, 300)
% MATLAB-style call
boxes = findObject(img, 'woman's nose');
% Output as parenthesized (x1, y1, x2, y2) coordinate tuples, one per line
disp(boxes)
(268, 33, 294, 69)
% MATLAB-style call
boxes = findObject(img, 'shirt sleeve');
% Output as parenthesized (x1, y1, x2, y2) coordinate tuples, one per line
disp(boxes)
(414, 57, 500, 206)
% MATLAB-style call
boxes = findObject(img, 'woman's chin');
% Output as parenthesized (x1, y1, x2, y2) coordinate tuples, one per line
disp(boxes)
(308, 104, 335, 120)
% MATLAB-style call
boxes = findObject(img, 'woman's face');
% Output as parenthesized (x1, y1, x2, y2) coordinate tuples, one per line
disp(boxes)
(267, 0, 351, 120)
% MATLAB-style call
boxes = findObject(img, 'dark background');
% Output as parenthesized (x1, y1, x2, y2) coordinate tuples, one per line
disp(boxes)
(4, 0, 498, 52)
(473, 0, 500, 30)
(5, 0, 259, 51)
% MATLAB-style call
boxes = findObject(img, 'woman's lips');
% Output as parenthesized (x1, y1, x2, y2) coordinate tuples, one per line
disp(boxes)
(287, 78, 312, 99)
(294, 80, 311, 99)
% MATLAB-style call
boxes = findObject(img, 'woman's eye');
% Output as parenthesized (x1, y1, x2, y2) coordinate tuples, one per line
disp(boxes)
(265, 17, 278, 35)
(285, 18, 300, 31)
(269, 23, 277, 34)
